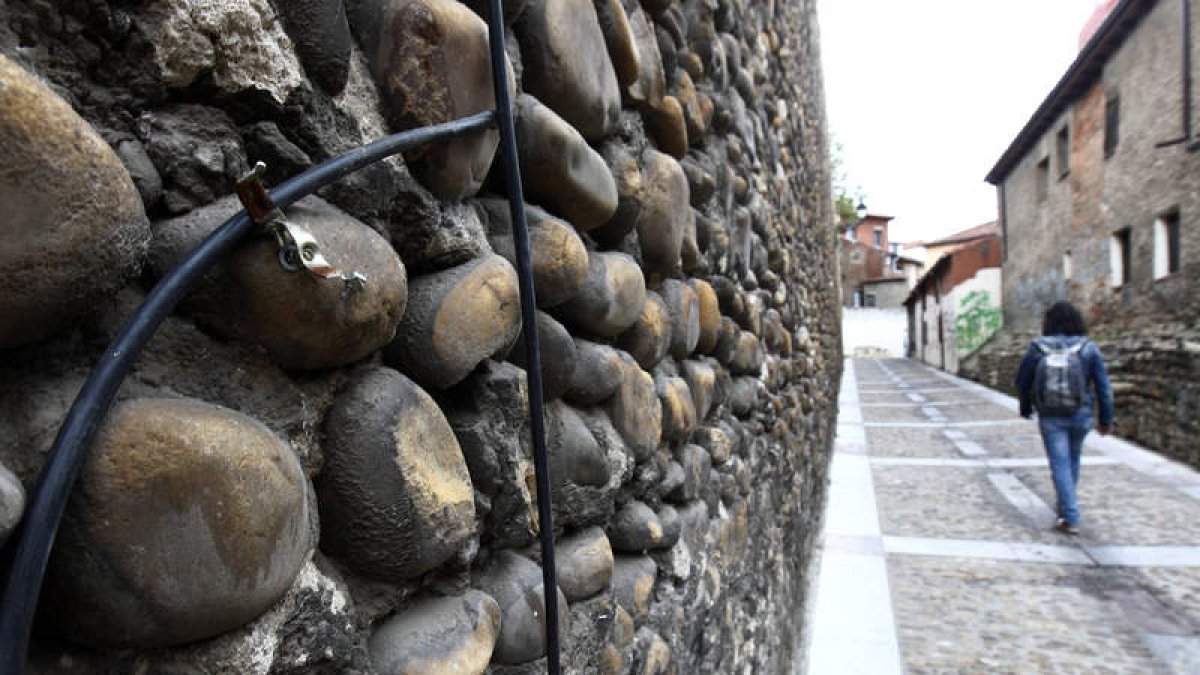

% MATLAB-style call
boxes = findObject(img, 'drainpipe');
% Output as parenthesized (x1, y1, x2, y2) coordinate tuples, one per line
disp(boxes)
(1159, 0, 1200, 150)
(1183, 0, 1200, 151)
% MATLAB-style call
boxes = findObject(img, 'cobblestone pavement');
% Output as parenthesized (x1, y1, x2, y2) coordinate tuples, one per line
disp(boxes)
(805, 358, 1200, 674)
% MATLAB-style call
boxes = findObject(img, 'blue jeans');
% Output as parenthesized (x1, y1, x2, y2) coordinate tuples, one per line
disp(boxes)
(1038, 411, 1092, 526)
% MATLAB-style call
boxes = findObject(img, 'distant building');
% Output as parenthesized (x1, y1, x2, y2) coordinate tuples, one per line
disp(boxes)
(903, 226, 1004, 372)
(838, 213, 922, 308)
(902, 221, 1000, 272)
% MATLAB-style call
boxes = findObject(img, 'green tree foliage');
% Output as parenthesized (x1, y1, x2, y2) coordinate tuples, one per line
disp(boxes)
(830, 138, 863, 229)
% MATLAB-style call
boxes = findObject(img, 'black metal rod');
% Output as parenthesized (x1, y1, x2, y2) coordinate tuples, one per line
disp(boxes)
(1184, 0, 1193, 140)
(0, 111, 496, 675)
(483, 2, 561, 673)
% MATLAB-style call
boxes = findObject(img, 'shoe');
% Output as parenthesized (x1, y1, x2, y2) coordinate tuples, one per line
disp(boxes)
(1054, 518, 1079, 535)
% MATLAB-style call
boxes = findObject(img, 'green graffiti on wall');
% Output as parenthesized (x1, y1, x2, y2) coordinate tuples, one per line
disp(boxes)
(955, 290, 1002, 354)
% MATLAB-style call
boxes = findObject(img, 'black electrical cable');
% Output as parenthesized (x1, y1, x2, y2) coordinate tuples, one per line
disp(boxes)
(484, 2, 561, 673)
(0, 111, 496, 675)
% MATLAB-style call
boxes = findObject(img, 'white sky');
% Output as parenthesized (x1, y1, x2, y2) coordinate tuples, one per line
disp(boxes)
(819, 0, 1103, 244)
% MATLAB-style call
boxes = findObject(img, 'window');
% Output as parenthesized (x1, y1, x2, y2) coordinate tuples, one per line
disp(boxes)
(1111, 228, 1132, 287)
(1104, 93, 1120, 158)
(921, 294, 928, 344)
(1154, 210, 1181, 279)
(1036, 157, 1050, 202)
(873, 228, 883, 247)
(1063, 250, 1073, 280)
(1056, 125, 1070, 178)
(864, 293, 877, 308)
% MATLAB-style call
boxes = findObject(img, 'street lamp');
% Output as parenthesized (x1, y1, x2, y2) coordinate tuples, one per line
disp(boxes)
(846, 199, 867, 240)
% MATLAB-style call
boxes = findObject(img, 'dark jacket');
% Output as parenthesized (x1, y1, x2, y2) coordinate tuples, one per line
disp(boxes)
(1015, 335, 1114, 425)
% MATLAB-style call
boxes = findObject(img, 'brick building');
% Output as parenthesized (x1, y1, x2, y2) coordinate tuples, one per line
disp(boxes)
(964, 0, 1200, 467)
(838, 213, 921, 308)
(902, 221, 1000, 271)
(903, 227, 1004, 373)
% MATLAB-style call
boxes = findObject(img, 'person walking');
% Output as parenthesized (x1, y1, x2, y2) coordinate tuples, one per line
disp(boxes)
(1015, 301, 1114, 535)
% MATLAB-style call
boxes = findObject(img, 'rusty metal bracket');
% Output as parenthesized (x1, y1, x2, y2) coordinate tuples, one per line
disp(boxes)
(235, 162, 366, 289)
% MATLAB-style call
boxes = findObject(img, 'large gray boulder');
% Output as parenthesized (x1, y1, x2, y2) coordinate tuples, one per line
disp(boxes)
(46, 398, 311, 648)
(515, 94, 618, 230)
(153, 196, 408, 370)
(372, 0, 508, 199)
(476, 551, 570, 665)
(318, 367, 475, 581)
(514, 0, 621, 141)
(369, 590, 501, 675)
(0, 55, 150, 349)
(384, 254, 521, 389)
(553, 251, 647, 338)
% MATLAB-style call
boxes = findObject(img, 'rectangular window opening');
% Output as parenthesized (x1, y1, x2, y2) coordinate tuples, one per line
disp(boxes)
(864, 293, 877, 308)
(1056, 126, 1070, 178)
(1154, 210, 1181, 279)
(1111, 228, 1132, 287)
(1036, 157, 1050, 202)
(1104, 93, 1120, 158)
(1063, 250, 1073, 280)
(873, 228, 883, 248)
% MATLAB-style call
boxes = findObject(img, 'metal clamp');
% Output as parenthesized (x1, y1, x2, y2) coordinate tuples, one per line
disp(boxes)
(235, 162, 367, 289)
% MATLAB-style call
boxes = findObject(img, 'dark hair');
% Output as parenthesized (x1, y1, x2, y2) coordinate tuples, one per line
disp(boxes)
(1042, 301, 1088, 336)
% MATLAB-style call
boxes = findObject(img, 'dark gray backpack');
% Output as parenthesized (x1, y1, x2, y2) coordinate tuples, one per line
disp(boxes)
(1033, 338, 1088, 416)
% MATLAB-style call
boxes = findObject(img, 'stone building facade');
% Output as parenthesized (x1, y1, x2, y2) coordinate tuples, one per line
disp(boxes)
(965, 0, 1199, 467)
(0, 0, 841, 673)
(987, 0, 1199, 329)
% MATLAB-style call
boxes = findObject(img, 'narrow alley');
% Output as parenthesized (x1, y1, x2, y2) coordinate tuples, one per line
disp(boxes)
(807, 358, 1200, 674)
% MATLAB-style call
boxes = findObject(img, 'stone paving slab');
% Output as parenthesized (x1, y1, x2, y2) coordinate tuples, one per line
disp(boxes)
(935, 401, 1021, 423)
(887, 556, 1170, 674)
(854, 378, 894, 387)
(872, 465, 1064, 545)
(865, 427, 962, 459)
(890, 378, 947, 387)
(900, 388, 985, 403)
(1012, 464, 1200, 546)
(857, 392, 922, 404)
(860, 405, 939, 424)
(960, 427, 1106, 459)
(1133, 566, 1200, 629)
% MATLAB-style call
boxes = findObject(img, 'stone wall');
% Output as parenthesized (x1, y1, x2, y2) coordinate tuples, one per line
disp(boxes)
(960, 324, 1200, 469)
(0, 0, 840, 673)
